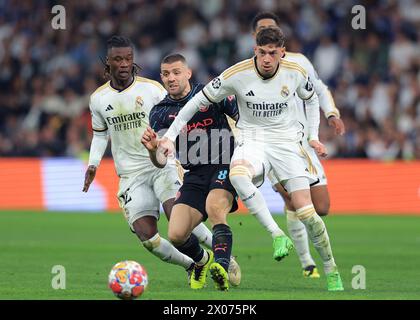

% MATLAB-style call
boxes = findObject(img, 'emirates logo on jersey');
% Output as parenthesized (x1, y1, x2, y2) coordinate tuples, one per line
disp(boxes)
(135, 96, 144, 108)
(281, 86, 289, 98)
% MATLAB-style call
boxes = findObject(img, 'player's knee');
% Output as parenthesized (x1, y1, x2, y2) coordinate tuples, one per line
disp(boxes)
(229, 165, 252, 189)
(314, 200, 330, 216)
(132, 218, 157, 242)
(168, 228, 189, 246)
(207, 210, 228, 225)
(206, 197, 228, 216)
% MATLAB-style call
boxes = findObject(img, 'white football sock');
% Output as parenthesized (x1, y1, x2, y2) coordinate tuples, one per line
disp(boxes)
(230, 172, 284, 238)
(296, 205, 337, 274)
(286, 209, 316, 268)
(142, 233, 194, 270)
(192, 223, 213, 249)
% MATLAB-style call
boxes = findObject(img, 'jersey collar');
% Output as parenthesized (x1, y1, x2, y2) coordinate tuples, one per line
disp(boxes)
(108, 76, 136, 93)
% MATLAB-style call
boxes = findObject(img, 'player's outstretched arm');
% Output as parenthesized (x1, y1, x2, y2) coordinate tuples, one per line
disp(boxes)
(83, 130, 109, 192)
(163, 90, 210, 142)
(141, 127, 167, 168)
(159, 91, 209, 162)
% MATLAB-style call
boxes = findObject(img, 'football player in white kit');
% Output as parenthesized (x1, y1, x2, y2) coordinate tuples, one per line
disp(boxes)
(250, 12, 346, 279)
(82, 36, 217, 279)
(158, 28, 344, 291)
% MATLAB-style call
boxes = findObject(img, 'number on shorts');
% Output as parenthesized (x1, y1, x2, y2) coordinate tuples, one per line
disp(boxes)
(217, 170, 228, 180)
(120, 188, 132, 205)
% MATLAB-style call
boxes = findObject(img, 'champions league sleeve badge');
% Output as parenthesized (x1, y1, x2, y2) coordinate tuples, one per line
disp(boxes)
(211, 77, 221, 89)
(305, 79, 314, 92)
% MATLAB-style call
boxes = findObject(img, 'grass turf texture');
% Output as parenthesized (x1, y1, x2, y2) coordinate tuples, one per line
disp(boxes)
(0, 211, 419, 300)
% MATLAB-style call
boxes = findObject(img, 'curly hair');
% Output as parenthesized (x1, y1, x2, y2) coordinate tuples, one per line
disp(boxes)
(101, 35, 141, 80)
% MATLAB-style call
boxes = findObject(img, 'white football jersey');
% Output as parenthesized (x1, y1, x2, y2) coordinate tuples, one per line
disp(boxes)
(202, 57, 315, 143)
(89, 76, 167, 175)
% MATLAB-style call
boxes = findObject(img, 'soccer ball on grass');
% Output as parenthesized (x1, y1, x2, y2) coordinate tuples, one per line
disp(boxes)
(108, 260, 148, 300)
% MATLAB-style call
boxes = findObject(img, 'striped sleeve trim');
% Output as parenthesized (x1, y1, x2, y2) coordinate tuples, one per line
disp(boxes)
(202, 88, 217, 103)
(92, 127, 108, 132)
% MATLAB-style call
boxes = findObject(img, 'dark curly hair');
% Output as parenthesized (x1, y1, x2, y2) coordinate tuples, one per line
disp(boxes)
(101, 35, 141, 80)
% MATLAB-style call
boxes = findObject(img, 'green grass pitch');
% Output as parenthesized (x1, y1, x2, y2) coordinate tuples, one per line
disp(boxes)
(0, 211, 419, 300)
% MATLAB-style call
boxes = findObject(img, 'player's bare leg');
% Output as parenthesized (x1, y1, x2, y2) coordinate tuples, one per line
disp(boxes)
(229, 160, 293, 261)
(310, 185, 330, 216)
(274, 183, 318, 277)
(287, 178, 343, 291)
(163, 197, 213, 248)
(132, 214, 194, 270)
(206, 189, 236, 290)
(168, 204, 213, 289)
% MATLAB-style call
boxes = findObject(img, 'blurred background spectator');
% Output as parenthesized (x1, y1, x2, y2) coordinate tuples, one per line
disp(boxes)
(0, 0, 419, 160)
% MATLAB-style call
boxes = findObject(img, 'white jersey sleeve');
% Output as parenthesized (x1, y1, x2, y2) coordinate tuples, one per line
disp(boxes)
(89, 95, 108, 132)
(202, 75, 235, 103)
(88, 95, 109, 166)
(163, 90, 209, 142)
(291, 53, 340, 119)
(296, 75, 316, 101)
(296, 75, 320, 141)
(164, 70, 236, 142)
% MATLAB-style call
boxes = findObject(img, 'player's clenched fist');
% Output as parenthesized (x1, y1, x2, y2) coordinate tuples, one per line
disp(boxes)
(309, 140, 328, 158)
(82, 165, 97, 192)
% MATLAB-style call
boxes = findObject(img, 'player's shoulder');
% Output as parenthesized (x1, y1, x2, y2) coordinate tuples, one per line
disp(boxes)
(135, 76, 165, 92)
(149, 98, 173, 124)
(221, 58, 254, 80)
(283, 52, 312, 72)
(283, 51, 309, 62)
(90, 81, 111, 106)
(280, 54, 308, 79)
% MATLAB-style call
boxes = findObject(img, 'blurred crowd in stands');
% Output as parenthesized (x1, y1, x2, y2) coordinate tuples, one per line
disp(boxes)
(0, 0, 419, 160)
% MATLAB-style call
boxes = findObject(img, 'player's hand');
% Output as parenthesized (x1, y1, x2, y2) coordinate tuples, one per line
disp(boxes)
(82, 165, 97, 192)
(141, 127, 158, 151)
(151, 136, 175, 167)
(309, 140, 328, 158)
(328, 116, 345, 136)
(157, 136, 175, 158)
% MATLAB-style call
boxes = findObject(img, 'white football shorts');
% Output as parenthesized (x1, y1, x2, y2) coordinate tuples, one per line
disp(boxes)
(231, 138, 318, 188)
(267, 139, 327, 187)
(117, 164, 181, 229)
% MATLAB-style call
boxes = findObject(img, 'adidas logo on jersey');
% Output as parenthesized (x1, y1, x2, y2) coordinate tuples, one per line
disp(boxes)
(245, 90, 255, 96)
(105, 104, 113, 111)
